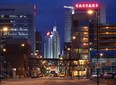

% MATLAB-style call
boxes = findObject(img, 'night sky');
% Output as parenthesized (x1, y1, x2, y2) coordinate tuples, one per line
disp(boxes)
(0, 0, 116, 52)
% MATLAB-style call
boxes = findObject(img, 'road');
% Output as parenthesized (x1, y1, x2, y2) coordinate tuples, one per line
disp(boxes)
(1, 77, 107, 85)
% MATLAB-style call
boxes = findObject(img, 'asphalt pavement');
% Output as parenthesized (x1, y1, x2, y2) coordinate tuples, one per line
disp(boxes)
(0, 77, 107, 85)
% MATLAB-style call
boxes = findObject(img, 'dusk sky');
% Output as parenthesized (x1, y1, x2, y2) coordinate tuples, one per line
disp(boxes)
(0, 0, 116, 51)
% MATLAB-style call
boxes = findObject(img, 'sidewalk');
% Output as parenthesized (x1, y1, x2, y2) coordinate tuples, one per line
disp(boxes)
(74, 78, 107, 85)
(1, 78, 30, 82)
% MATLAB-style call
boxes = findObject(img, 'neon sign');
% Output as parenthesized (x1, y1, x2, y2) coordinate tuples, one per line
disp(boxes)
(75, 3, 98, 8)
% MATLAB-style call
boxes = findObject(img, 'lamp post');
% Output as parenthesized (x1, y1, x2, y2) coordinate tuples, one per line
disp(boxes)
(87, 9, 99, 85)
(0, 27, 8, 83)
(19, 44, 25, 78)
(67, 47, 72, 78)
(100, 53, 103, 74)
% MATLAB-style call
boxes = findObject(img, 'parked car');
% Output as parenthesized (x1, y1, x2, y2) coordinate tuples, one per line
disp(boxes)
(0, 75, 3, 79)
(112, 73, 116, 79)
(60, 73, 65, 77)
(91, 74, 100, 78)
(31, 72, 38, 78)
(53, 73, 58, 77)
(104, 72, 114, 79)
(38, 73, 44, 77)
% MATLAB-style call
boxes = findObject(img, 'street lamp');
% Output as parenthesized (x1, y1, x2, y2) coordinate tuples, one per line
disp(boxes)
(3, 48, 6, 52)
(2, 27, 8, 32)
(87, 10, 94, 15)
(72, 36, 76, 40)
(66, 47, 72, 78)
(21, 44, 25, 47)
(100, 53, 103, 73)
(18, 44, 25, 78)
(87, 9, 99, 85)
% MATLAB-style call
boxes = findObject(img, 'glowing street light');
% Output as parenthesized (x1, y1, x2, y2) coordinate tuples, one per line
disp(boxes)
(2, 27, 8, 32)
(72, 36, 76, 40)
(87, 10, 94, 15)
(21, 44, 25, 47)
(67, 48, 71, 51)
(60, 57, 63, 60)
(3, 48, 6, 52)
(100, 53, 103, 57)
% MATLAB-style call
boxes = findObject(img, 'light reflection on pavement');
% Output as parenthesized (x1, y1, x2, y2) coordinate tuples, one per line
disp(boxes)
(1, 77, 107, 85)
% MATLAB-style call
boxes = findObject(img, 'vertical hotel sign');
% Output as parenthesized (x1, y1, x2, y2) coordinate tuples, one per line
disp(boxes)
(34, 4, 36, 16)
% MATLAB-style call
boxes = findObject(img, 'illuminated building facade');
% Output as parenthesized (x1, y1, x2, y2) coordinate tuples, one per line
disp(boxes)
(44, 25, 60, 59)
(69, 3, 116, 76)
(98, 24, 116, 50)
(0, 4, 36, 54)
(91, 24, 116, 74)
(71, 13, 90, 77)
(64, 3, 106, 77)
(64, 4, 106, 43)
(64, 12, 72, 42)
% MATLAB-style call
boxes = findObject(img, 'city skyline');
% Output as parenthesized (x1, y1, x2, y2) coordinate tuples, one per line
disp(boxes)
(0, 0, 116, 51)
(0, 0, 116, 82)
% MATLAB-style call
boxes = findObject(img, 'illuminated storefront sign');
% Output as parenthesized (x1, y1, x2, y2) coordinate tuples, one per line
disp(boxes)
(75, 3, 99, 8)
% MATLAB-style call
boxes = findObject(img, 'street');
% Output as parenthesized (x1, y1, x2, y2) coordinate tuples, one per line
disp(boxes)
(0, 77, 107, 85)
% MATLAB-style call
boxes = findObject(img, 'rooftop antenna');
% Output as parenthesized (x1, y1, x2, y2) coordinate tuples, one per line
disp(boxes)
(53, 21, 57, 31)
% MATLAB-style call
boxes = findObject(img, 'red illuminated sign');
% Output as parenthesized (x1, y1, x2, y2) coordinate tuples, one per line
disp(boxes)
(75, 3, 98, 8)
(34, 5, 36, 16)
(47, 32, 51, 36)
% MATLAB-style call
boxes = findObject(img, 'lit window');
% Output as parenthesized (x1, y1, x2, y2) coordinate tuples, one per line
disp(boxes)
(20, 15, 23, 18)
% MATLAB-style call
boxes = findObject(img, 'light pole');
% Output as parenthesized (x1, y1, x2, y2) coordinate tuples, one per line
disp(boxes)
(100, 53, 103, 74)
(19, 44, 25, 78)
(67, 47, 72, 78)
(0, 27, 8, 83)
(87, 9, 99, 85)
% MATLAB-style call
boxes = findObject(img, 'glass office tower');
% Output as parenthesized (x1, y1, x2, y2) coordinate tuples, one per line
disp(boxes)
(0, 4, 36, 54)
(44, 25, 60, 59)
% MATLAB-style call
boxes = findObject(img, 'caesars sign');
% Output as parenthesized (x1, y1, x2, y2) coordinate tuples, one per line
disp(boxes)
(74, 3, 99, 11)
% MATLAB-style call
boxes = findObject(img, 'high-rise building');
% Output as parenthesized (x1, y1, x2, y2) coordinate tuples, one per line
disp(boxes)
(64, 3, 106, 77)
(64, 4, 106, 43)
(97, 24, 116, 50)
(44, 25, 60, 59)
(4, 38, 31, 78)
(0, 4, 36, 54)
(91, 24, 116, 73)
(35, 31, 42, 58)
(64, 12, 72, 42)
